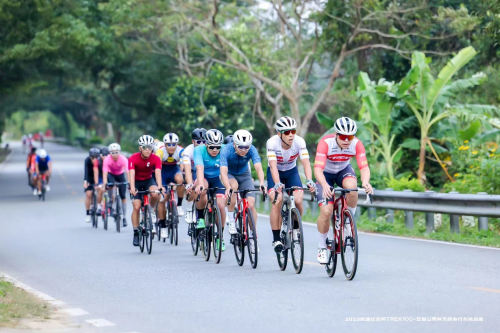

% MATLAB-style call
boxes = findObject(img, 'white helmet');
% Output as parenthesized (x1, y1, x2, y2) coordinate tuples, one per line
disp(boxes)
(233, 130, 253, 147)
(205, 129, 224, 145)
(334, 117, 357, 135)
(108, 143, 121, 152)
(28, 133, 33, 138)
(138, 135, 154, 146)
(275, 116, 297, 131)
(154, 141, 164, 152)
(163, 133, 179, 144)
(39, 149, 48, 158)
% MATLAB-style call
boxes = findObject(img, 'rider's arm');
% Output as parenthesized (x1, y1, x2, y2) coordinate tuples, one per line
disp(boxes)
(219, 146, 230, 188)
(196, 165, 205, 186)
(47, 161, 52, 174)
(152, 154, 163, 189)
(129, 169, 136, 190)
(355, 140, 370, 186)
(266, 139, 281, 184)
(193, 147, 205, 187)
(220, 166, 230, 189)
(254, 163, 265, 186)
(92, 159, 99, 185)
(184, 164, 193, 185)
(301, 158, 313, 181)
(35, 160, 40, 175)
(84, 159, 89, 182)
(314, 137, 330, 188)
(102, 156, 109, 187)
(297, 137, 313, 181)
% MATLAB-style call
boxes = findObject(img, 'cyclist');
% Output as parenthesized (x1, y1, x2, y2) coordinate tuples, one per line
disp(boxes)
(129, 135, 164, 247)
(22, 134, 27, 153)
(27, 134, 34, 149)
(190, 129, 227, 251)
(103, 143, 130, 227)
(314, 117, 373, 264)
(220, 130, 266, 235)
(267, 116, 316, 253)
(183, 128, 207, 224)
(83, 148, 101, 223)
(27, 147, 37, 194)
(33, 149, 52, 195)
(156, 133, 185, 239)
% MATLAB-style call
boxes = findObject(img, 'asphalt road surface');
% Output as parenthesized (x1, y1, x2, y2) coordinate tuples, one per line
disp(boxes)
(0, 142, 499, 333)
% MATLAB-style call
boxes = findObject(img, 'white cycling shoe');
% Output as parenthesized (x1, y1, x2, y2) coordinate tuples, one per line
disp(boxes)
(317, 248, 330, 264)
(227, 221, 237, 235)
(46, 185, 50, 192)
(85, 216, 91, 223)
(177, 206, 185, 216)
(161, 228, 168, 239)
(185, 211, 193, 223)
(33, 189, 38, 196)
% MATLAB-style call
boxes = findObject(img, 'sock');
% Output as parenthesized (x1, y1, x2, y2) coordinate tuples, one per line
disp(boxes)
(86, 210, 90, 215)
(227, 211, 234, 223)
(347, 206, 356, 222)
(177, 197, 183, 206)
(97, 204, 102, 210)
(133, 227, 138, 232)
(159, 219, 166, 228)
(122, 203, 126, 216)
(318, 232, 328, 249)
(272, 229, 281, 242)
(196, 209, 204, 220)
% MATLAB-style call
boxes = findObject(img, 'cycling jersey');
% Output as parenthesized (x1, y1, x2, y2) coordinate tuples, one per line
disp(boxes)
(266, 135, 309, 172)
(314, 134, 368, 173)
(220, 144, 261, 175)
(182, 144, 195, 168)
(193, 144, 225, 178)
(36, 155, 51, 171)
(84, 157, 100, 183)
(157, 145, 184, 168)
(128, 152, 161, 180)
(27, 153, 36, 170)
(103, 154, 128, 175)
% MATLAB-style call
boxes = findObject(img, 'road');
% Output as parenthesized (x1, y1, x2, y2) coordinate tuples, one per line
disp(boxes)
(0, 141, 499, 333)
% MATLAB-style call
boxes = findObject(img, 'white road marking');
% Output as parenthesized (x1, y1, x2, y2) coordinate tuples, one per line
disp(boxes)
(257, 213, 500, 251)
(62, 308, 89, 316)
(49, 300, 66, 306)
(86, 318, 116, 327)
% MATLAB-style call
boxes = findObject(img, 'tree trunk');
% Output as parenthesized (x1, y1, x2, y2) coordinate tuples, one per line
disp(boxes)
(289, 98, 301, 131)
(115, 127, 122, 144)
(417, 137, 427, 184)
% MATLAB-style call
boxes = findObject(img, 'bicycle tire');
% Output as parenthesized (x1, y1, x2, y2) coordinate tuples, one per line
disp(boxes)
(212, 205, 222, 264)
(139, 219, 145, 253)
(233, 212, 244, 266)
(290, 208, 304, 274)
(169, 201, 174, 244)
(92, 190, 97, 228)
(103, 195, 108, 231)
(171, 204, 179, 246)
(115, 196, 121, 233)
(245, 209, 258, 269)
(340, 210, 358, 280)
(277, 213, 288, 271)
(325, 218, 338, 277)
(144, 205, 153, 255)
(190, 222, 199, 256)
(155, 203, 161, 241)
(202, 210, 211, 261)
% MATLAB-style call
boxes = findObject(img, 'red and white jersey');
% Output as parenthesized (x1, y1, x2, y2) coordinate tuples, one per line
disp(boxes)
(266, 135, 310, 172)
(182, 144, 195, 168)
(314, 134, 369, 174)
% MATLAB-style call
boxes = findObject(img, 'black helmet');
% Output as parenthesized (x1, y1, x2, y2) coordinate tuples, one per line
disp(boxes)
(89, 148, 100, 157)
(191, 128, 207, 140)
(224, 135, 234, 144)
(100, 147, 109, 156)
(31, 147, 37, 153)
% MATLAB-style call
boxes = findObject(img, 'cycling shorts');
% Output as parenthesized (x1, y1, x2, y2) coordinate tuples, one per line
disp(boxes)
(161, 166, 182, 186)
(267, 166, 303, 193)
(133, 177, 157, 200)
(107, 173, 127, 200)
(206, 176, 225, 197)
(228, 169, 255, 198)
(316, 164, 357, 206)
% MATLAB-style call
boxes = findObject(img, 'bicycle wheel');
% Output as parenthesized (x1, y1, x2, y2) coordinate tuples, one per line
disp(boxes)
(103, 195, 108, 231)
(277, 215, 288, 271)
(144, 205, 153, 255)
(115, 196, 121, 233)
(245, 209, 258, 269)
(91, 191, 97, 228)
(290, 208, 304, 274)
(202, 210, 211, 261)
(190, 222, 199, 256)
(233, 212, 244, 266)
(340, 210, 358, 280)
(169, 202, 174, 244)
(156, 203, 161, 241)
(325, 222, 338, 278)
(212, 205, 222, 264)
(171, 204, 179, 246)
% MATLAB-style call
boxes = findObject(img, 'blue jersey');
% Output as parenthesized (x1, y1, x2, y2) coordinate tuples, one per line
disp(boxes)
(194, 144, 225, 178)
(220, 144, 261, 175)
(36, 155, 51, 171)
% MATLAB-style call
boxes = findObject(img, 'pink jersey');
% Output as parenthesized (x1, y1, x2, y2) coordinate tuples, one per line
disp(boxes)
(103, 154, 128, 175)
(314, 134, 368, 173)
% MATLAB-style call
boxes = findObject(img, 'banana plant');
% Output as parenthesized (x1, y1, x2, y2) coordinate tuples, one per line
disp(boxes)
(404, 46, 493, 183)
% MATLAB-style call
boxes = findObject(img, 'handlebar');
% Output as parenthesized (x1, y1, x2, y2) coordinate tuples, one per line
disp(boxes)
(195, 186, 226, 202)
(129, 188, 164, 202)
(328, 186, 373, 204)
(272, 186, 315, 204)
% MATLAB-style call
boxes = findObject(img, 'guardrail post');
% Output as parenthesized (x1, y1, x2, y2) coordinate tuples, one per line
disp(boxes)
(403, 190, 413, 229)
(264, 196, 270, 213)
(477, 192, 489, 231)
(447, 191, 460, 233)
(425, 191, 435, 233)
(256, 193, 261, 210)
(355, 207, 361, 222)
(385, 188, 394, 223)
(368, 207, 376, 220)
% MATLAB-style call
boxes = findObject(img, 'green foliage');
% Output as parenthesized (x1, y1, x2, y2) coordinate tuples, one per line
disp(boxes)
(386, 176, 426, 192)
(89, 136, 103, 144)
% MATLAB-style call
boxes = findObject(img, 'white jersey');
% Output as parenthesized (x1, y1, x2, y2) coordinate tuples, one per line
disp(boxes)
(182, 144, 195, 168)
(158, 145, 183, 166)
(266, 135, 309, 172)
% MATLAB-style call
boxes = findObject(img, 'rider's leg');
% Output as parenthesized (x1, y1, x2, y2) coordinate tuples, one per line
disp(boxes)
(225, 178, 239, 225)
(248, 196, 257, 228)
(342, 177, 358, 219)
(269, 190, 283, 243)
(97, 187, 104, 210)
(132, 199, 141, 228)
(293, 190, 304, 216)
(174, 173, 185, 207)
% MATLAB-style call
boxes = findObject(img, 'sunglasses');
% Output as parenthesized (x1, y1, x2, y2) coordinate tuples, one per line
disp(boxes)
(338, 134, 354, 141)
(279, 129, 297, 135)
(141, 145, 153, 151)
(166, 143, 177, 147)
(236, 145, 250, 150)
(208, 145, 221, 151)
(110, 151, 120, 155)
(195, 140, 206, 145)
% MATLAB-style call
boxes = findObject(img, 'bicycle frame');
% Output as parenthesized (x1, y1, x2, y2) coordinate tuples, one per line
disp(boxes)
(331, 194, 348, 254)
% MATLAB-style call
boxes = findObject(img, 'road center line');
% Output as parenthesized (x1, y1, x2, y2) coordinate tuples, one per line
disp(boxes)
(469, 287, 500, 294)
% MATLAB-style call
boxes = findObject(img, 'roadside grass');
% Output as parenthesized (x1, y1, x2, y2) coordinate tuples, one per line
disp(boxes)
(0, 278, 50, 327)
(256, 205, 500, 248)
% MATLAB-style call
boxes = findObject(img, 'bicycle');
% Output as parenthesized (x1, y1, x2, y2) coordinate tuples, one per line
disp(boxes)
(101, 190, 110, 230)
(187, 194, 199, 255)
(157, 183, 184, 245)
(228, 188, 266, 269)
(324, 187, 372, 280)
(130, 189, 164, 254)
(106, 182, 129, 233)
(273, 186, 316, 274)
(89, 185, 99, 229)
(194, 187, 225, 264)
(38, 173, 48, 201)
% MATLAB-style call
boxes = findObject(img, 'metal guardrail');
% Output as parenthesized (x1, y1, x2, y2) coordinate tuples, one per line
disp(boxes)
(253, 181, 499, 234)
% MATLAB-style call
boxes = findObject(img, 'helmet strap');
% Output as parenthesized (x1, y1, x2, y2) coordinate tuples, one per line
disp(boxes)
(279, 132, 291, 147)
